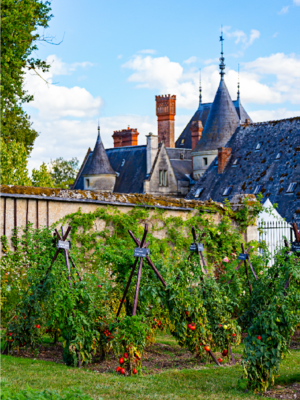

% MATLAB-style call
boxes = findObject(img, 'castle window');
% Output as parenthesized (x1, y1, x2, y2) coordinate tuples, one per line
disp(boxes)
(181, 139, 185, 145)
(223, 187, 232, 196)
(253, 185, 263, 195)
(180, 153, 184, 160)
(159, 170, 168, 187)
(203, 157, 208, 166)
(194, 188, 203, 198)
(275, 152, 282, 160)
(255, 142, 262, 150)
(286, 182, 297, 193)
(85, 179, 90, 188)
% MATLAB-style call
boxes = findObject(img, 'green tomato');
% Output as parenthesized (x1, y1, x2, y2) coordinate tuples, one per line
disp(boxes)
(223, 325, 228, 330)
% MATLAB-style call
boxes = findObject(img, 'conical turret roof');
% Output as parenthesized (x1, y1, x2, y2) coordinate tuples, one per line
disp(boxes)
(84, 129, 115, 175)
(193, 77, 240, 152)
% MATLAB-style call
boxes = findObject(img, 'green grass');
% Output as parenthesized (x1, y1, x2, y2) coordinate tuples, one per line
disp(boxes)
(1, 349, 299, 400)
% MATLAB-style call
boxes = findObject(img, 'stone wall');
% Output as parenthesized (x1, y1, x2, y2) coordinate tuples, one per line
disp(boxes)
(0, 185, 257, 250)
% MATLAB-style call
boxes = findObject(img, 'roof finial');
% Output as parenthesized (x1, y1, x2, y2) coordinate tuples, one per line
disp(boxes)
(97, 119, 100, 138)
(219, 26, 225, 79)
(199, 69, 202, 105)
(237, 64, 240, 100)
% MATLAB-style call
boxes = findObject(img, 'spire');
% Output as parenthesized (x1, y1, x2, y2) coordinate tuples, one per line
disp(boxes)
(193, 78, 240, 152)
(85, 126, 115, 175)
(199, 70, 202, 105)
(237, 64, 240, 100)
(219, 28, 225, 79)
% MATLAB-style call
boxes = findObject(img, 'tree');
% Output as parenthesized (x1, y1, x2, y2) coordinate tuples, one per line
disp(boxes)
(49, 157, 79, 188)
(32, 162, 55, 188)
(0, 138, 32, 186)
(1, 0, 53, 154)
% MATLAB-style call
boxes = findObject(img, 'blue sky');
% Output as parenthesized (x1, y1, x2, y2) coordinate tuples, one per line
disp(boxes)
(25, 0, 300, 170)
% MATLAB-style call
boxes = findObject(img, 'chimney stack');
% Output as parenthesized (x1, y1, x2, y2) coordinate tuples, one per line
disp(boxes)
(190, 120, 203, 150)
(218, 147, 232, 174)
(146, 133, 158, 174)
(155, 94, 176, 148)
(112, 127, 139, 148)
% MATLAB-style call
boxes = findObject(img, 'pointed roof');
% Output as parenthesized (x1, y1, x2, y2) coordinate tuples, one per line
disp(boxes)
(84, 128, 115, 175)
(193, 77, 240, 152)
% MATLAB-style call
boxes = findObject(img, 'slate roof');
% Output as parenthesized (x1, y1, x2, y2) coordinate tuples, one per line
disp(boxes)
(175, 94, 251, 150)
(73, 145, 147, 194)
(166, 148, 192, 182)
(84, 132, 115, 175)
(186, 117, 300, 223)
(193, 78, 240, 152)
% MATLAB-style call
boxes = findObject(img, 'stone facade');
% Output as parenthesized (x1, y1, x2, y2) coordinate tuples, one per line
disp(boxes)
(0, 185, 257, 251)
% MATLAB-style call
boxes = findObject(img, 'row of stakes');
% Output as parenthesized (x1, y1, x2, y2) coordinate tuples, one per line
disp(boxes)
(4, 222, 300, 367)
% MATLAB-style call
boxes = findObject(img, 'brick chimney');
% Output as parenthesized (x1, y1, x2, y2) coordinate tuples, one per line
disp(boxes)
(218, 147, 232, 174)
(190, 120, 203, 150)
(112, 127, 139, 148)
(155, 94, 176, 148)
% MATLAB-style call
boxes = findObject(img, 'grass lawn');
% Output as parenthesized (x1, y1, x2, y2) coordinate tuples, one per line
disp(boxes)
(1, 335, 299, 400)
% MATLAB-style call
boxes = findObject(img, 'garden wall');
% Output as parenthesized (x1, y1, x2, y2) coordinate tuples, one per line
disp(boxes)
(0, 185, 257, 250)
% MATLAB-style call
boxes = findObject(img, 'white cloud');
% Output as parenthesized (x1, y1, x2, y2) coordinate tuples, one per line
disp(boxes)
(278, 6, 289, 14)
(46, 54, 93, 76)
(294, 0, 300, 5)
(24, 56, 103, 120)
(117, 54, 123, 59)
(183, 56, 197, 64)
(223, 26, 260, 49)
(249, 108, 300, 122)
(138, 49, 156, 54)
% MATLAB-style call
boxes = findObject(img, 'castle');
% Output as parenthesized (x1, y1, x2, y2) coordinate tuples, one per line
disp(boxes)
(73, 35, 251, 198)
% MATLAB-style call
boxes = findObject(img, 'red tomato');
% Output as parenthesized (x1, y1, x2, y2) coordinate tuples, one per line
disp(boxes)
(204, 346, 210, 352)
(119, 357, 124, 364)
(257, 335, 261, 340)
(124, 353, 128, 358)
(133, 368, 137, 374)
(218, 324, 222, 328)
(116, 366, 121, 372)
(120, 368, 125, 375)
(222, 350, 228, 356)
(218, 358, 223, 363)
(36, 325, 40, 329)
(232, 333, 236, 337)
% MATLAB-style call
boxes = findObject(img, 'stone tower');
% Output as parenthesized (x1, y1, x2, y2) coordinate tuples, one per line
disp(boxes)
(82, 126, 116, 192)
(191, 34, 239, 180)
(155, 94, 176, 148)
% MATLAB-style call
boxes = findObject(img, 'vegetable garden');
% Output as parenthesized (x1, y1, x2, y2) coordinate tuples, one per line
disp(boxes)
(1, 204, 299, 396)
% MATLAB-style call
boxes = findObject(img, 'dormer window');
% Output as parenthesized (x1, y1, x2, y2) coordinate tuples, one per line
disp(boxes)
(223, 187, 232, 196)
(203, 157, 208, 166)
(275, 152, 282, 160)
(232, 158, 240, 166)
(255, 142, 262, 150)
(194, 188, 203, 198)
(286, 182, 297, 193)
(253, 185, 263, 195)
(85, 179, 90, 189)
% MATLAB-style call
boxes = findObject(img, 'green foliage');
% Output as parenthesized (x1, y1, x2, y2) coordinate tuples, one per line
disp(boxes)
(49, 158, 79, 188)
(241, 247, 299, 392)
(1, 0, 52, 153)
(112, 315, 150, 375)
(1, 387, 93, 400)
(32, 162, 55, 188)
(0, 138, 32, 185)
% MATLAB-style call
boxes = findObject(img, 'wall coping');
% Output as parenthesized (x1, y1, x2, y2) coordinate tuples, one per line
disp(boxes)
(0, 185, 227, 213)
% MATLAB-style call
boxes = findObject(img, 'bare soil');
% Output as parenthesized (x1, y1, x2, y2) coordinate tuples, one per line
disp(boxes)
(10, 341, 241, 374)
(264, 383, 300, 399)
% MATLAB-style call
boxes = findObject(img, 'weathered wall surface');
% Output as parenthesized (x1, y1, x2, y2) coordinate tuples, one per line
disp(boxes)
(0, 185, 257, 250)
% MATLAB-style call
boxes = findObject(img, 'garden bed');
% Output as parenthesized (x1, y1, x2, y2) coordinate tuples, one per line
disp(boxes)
(264, 383, 300, 399)
(9, 340, 242, 374)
